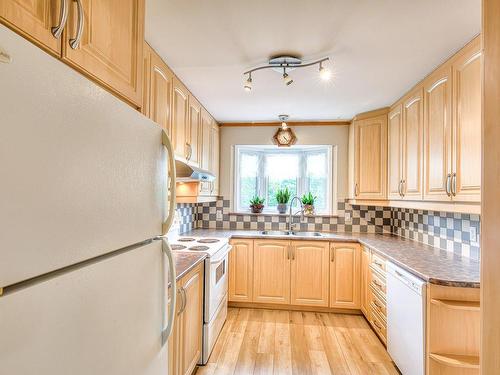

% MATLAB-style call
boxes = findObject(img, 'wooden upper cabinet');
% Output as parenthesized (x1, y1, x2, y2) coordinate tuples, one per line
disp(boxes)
(402, 88, 424, 199)
(290, 241, 329, 307)
(253, 239, 290, 305)
(451, 38, 482, 202)
(423, 66, 453, 201)
(388, 104, 403, 200)
(62, 0, 144, 107)
(0, 0, 62, 55)
(210, 123, 220, 196)
(330, 243, 361, 309)
(354, 114, 388, 200)
(187, 95, 201, 167)
(172, 77, 189, 160)
(199, 108, 213, 196)
(228, 239, 253, 302)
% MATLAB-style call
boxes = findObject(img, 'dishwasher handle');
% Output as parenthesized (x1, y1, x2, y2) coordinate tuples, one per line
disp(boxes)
(387, 262, 426, 295)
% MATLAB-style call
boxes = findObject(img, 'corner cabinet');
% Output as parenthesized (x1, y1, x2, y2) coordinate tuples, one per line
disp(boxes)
(329, 243, 361, 309)
(353, 112, 388, 200)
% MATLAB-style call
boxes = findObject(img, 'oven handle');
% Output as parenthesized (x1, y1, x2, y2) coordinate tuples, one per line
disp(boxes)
(210, 245, 232, 264)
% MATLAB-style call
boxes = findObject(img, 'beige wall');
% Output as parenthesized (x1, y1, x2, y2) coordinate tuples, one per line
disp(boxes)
(219, 125, 350, 204)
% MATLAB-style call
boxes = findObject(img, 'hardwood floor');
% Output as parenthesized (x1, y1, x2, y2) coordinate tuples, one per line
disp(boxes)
(196, 308, 399, 375)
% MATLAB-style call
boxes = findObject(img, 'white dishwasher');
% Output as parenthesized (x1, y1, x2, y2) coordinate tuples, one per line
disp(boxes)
(386, 262, 426, 375)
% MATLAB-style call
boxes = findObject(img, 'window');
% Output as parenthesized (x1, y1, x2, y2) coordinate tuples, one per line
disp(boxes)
(234, 145, 334, 214)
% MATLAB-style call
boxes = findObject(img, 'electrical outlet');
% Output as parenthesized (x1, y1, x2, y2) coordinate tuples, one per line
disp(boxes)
(469, 227, 478, 245)
(216, 210, 223, 221)
(345, 212, 352, 223)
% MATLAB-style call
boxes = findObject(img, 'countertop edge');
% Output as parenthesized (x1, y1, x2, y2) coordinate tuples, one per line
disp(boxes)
(175, 253, 207, 282)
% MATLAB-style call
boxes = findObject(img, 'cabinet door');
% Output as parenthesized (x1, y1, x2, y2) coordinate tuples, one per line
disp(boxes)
(210, 123, 220, 196)
(63, 0, 144, 106)
(388, 104, 403, 200)
(360, 246, 371, 317)
(402, 88, 424, 199)
(172, 77, 189, 160)
(180, 265, 203, 375)
(452, 39, 482, 202)
(228, 239, 254, 302)
(423, 67, 453, 201)
(253, 239, 290, 304)
(144, 45, 173, 136)
(0, 0, 62, 55)
(187, 95, 201, 167)
(199, 108, 213, 196)
(330, 243, 360, 309)
(290, 241, 329, 307)
(354, 115, 387, 200)
(168, 285, 182, 375)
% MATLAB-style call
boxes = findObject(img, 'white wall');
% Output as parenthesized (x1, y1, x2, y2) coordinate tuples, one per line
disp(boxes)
(219, 125, 350, 204)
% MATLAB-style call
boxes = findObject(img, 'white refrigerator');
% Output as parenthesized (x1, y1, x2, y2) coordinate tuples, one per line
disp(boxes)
(0, 24, 178, 374)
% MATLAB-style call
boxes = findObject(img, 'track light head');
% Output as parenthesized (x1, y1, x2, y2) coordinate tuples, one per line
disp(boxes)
(283, 71, 293, 86)
(319, 62, 332, 81)
(243, 74, 252, 92)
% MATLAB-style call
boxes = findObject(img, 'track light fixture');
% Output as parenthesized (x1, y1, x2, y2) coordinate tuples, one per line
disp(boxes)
(243, 55, 331, 91)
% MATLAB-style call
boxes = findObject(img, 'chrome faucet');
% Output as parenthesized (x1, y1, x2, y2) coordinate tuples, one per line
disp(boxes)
(288, 196, 304, 232)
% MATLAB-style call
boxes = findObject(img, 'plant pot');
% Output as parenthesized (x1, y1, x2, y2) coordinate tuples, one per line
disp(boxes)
(277, 203, 288, 214)
(250, 204, 264, 214)
(303, 204, 315, 216)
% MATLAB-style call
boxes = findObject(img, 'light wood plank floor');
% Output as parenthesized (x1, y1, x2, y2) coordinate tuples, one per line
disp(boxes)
(196, 308, 400, 375)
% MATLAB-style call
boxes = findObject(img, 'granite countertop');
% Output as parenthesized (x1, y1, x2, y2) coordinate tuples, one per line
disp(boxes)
(172, 251, 207, 282)
(182, 229, 480, 288)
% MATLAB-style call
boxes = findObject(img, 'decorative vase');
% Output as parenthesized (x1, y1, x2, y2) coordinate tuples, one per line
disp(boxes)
(250, 204, 264, 214)
(303, 204, 315, 216)
(277, 203, 288, 214)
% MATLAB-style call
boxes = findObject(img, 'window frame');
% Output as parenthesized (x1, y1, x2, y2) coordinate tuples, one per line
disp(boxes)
(233, 145, 335, 215)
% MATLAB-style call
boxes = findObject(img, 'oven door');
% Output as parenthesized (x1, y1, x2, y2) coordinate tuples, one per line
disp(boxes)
(204, 245, 232, 323)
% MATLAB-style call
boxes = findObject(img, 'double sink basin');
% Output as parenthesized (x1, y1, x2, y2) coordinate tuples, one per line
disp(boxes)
(260, 230, 323, 237)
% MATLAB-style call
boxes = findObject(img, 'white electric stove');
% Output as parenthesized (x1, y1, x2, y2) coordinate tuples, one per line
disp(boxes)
(169, 235, 232, 364)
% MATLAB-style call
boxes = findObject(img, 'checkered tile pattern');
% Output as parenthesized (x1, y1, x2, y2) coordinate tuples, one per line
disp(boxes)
(175, 203, 198, 234)
(197, 199, 392, 234)
(391, 208, 481, 261)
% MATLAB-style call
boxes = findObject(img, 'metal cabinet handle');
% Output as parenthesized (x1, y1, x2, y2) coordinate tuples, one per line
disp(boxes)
(401, 180, 406, 197)
(373, 320, 383, 330)
(287, 245, 290, 260)
(185, 143, 192, 161)
(452, 173, 457, 196)
(397, 180, 401, 197)
(354, 183, 359, 197)
(210, 181, 214, 194)
(162, 130, 176, 234)
(445, 174, 451, 197)
(51, 0, 69, 39)
(177, 287, 186, 315)
(373, 300, 382, 309)
(69, 0, 84, 49)
(331, 248, 335, 262)
(161, 238, 177, 346)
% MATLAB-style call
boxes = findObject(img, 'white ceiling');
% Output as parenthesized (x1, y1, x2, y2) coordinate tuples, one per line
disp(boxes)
(145, 0, 480, 122)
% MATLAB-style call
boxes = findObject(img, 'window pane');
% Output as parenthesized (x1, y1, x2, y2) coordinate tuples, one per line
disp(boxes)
(239, 152, 258, 208)
(307, 152, 328, 210)
(267, 177, 297, 208)
(265, 154, 299, 209)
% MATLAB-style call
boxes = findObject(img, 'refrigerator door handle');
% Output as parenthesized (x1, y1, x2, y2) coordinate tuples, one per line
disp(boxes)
(161, 238, 177, 346)
(162, 130, 177, 235)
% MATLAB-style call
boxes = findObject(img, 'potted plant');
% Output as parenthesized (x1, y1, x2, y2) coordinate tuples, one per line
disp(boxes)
(275, 187, 291, 214)
(249, 196, 265, 213)
(301, 192, 317, 216)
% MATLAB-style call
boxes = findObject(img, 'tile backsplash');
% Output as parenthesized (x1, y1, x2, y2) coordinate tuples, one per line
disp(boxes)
(175, 198, 481, 260)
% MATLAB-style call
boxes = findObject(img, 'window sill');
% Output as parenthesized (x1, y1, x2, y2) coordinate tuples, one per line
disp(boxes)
(230, 211, 338, 218)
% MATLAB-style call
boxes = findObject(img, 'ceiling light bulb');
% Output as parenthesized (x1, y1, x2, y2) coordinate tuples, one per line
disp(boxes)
(283, 72, 293, 86)
(319, 63, 332, 81)
(243, 74, 252, 91)
(281, 121, 288, 129)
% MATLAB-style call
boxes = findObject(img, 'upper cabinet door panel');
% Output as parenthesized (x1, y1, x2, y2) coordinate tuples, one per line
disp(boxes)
(63, 0, 144, 106)
(149, 49, 173, 136)
(187, 95, 201, 167)
(452, 39, 481, 202)
(388, 104, 403, 200)
(423, 67, 452, 201)
(402, 88, 424, 199)
(0, 0, 62, 54)
(210, 123, 220, 195)
(355, 115, 387, 200)
(172, 77, 189, 160)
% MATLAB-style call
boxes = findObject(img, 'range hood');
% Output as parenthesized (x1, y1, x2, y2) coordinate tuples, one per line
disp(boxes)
(175, 159, 215, 182)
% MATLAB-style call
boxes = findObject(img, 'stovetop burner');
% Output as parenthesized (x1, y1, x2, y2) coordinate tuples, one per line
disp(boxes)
(171, 244, 187, 251)
(188, 245, 210, 251)
(197, 238, 220, 243)
(178, 237, 195, 242)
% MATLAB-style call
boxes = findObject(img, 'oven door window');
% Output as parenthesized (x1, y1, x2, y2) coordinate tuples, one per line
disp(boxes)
(215, 259, 226, 284)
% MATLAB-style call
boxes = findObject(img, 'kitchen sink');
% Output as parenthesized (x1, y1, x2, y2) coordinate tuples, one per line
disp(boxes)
(259, 230, 323, 237)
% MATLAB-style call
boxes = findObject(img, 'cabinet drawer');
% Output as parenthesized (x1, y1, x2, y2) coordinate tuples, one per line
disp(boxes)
(370, 286, 387, 318)
(371, 253, 386, 274)
(370, 307, 387, 344)
(370, 269, 386, 296)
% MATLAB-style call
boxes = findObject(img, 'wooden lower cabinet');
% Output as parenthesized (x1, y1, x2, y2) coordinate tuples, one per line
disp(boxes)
(169, 263, 203, 375)
(329, 243, 361, 309)
(228, 239, 254, 302)
(253, 239, 291, 304)
(290, 241, 330, 307)
(360, 246, 371, 316)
